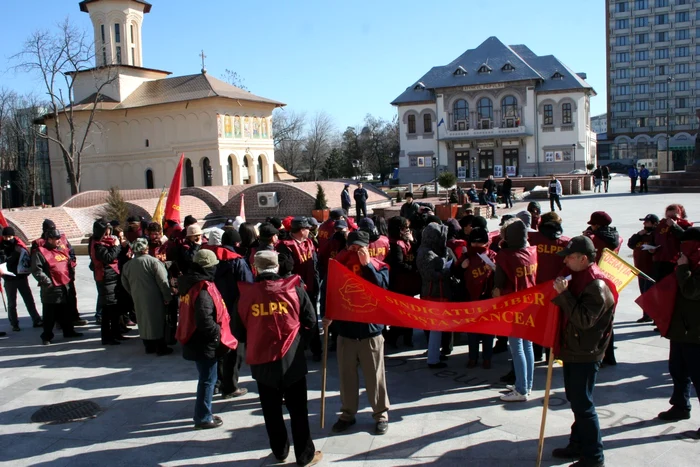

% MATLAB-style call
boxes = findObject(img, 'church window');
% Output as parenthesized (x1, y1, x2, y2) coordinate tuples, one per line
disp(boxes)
(407, 114, 416, 133)
(116, 46, 122, 64)
(423, 113, 432, 132)
(145, 169, 154, 189)
(257, 156, 264, 183)
(130, 24, 134, 43)
(145, 139, 149, 147)
(101, 24, 105, 43)
(185, 159, 194, 187)
(227, 156, 234, 185)
(202, 158, 212, 186)
(562, 103, 573, 124)
(131, 48, 135, 66)
(478, 64, 492, 74)
(114, 24, 121, 43)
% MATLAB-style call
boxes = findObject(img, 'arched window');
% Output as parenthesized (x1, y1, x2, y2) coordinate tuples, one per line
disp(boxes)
(145, 169, 154, 189)
(227, 156, 234, 185)
(477, 98, 493, 128)
(453, 99, 469, 129)
(501, 96, 518, 127)
(185, 158, 194, 187)
(202, 157, 212, 186)
(407, 114, 416, 134)
(562, 103, 573, 124)
(257, 156, 264, 183)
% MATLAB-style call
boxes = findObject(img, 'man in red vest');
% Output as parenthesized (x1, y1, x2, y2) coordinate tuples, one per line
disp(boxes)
(235, 250, 322, 466)
(627, 214, 658, 323)
(317, 209, 344, 249)
(359, 218, 390, 261)
(324, 231, 391, 435)
(551, 236, 616, 467)
(386, 216, 420, 348)
(31, 229, 83, 345)
(90, 220, 125, 346)
(277, 217, 322, 361)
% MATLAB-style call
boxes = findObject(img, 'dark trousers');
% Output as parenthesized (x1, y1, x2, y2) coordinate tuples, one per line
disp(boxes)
(668, 341, 700, 411)
(654, 261, 676, 282)
(258, 376, 316, 465)
(503, 193, 513, 208)
(307, 291, 322, 356)
(4, 277, 41, 326)
(218, 343, 246, 395)
(549, 194, 562, 211)
(356, 203, 367, 219)
(603, 330, 615, 364)
(563, 361, 604, 463)
(101, 303, 121, 343)
(67, 281, 80, 321)
(630, 177, 638, 193)
(640, 178, 648, 193)
(533, 344, 550, 362)
(143, 339, 168, 354)
(41, 302, 75, 342)
(94, 282, 103, 320)
(468, 333, 493, 361)
(386, 326, 413, 346)
(603, 178, 609, 193)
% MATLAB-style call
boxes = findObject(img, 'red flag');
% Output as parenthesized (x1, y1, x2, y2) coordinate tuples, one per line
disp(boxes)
(239, 194, 246, 221)
(0, 210, 7, 229)
(635, 273, 677, 337)
(163, 154, 184, 224)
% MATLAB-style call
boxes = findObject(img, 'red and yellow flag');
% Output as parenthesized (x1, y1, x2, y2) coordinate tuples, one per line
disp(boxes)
(151, 187, 168, 226)
(163, 154, 184, 224)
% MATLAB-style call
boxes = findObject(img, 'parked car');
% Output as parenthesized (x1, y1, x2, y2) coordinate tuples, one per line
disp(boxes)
(601, 162, 635, 174)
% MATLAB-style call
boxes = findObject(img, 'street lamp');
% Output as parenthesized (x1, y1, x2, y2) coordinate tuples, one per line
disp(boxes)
(432, 156, 438, 196)
(572, 143, 577, 170)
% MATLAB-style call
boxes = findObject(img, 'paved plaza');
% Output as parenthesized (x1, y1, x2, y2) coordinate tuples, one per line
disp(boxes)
(0, 177, 699, 466)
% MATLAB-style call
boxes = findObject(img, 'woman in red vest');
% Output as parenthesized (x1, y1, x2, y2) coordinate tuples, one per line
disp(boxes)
(90, 220, 124, 346)
(650, 204, 693, 282)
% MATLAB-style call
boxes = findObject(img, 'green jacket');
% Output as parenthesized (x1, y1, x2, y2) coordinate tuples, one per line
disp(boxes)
(667, 264, 700, 344)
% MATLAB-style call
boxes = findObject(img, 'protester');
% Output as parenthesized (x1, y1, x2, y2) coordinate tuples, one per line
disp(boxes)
(353, 182, 368, 219)
(177, 224, 204, 274)
(237, 222, 259, 261)
(548, 175, 563, 212)
(527, 202, 542, 231)
(249, 223, 292, 276)
(583, 212, 622, 263)
(359, 218, 389, 261)
(121, 238, 174, 355)
(650, 204, 692, 282)
(234, 250, 322, 466)
(177, 249, 238, 430)
(325, 231, 390, 435)
(551, 236, 617, 467)
(317, 209, 343, 248)
(341, 183, 352, 215)
(628, 166, 639, 194)
(478, 187, 498, 219)
(90, 220, 125, 346)
(516, 210, 534, 232)
(400, 192, 420, 220)
(0, 227, 42, 330)
(308, 218, 320, 248)
(656, 227, 700, 436)
(31, 229, 83, 345)
(489, 215, 514, 255)
(627, 214, 659, 323)
(494, 218, 538, 401)
(601, 165, 611, 193)
(386, 216, 420, 348)
(592, 166, 603, 193)
(639, 164, 650, 193)
(502, 173, 513, 208)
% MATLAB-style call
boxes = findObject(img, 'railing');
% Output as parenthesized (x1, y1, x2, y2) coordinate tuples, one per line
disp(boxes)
(443, 125, 527, 139)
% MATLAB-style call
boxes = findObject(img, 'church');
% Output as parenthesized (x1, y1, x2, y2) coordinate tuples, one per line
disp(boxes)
(46, 0, 285, 204)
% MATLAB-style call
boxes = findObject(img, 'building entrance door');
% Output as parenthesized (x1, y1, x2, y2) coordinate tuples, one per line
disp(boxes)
(504, 149, 519, 176)
(479, 150, 494, 178)
(455, 151, 470, 179)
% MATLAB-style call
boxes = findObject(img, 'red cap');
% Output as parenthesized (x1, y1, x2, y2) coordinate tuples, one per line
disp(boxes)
(587, 211, 612, 226)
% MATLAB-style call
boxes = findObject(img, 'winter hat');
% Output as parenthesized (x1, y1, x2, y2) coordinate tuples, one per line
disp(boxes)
(347, 231, 370, 248)
(540, 212, 562, 225)
(254, 250, 279, 274)
(184, 215, 198, 227)
(92, 220, 109, 240)
(499, 214, 515, 226)
(445, 218, 461, 239)
(266, 217, 283, 230)
(471, 216, 488, 230)
(186, 224, 203, 236)
(527, 202, 541, 215)
(358, 217, 376, 233)
(193, 249, 219, 269)
(334, 219, 348, 230)
(459, 215, 475, 229)
(46, 229, 62, 239)
(208, 228, 224, 246)
(42, 219, 56, 233)
(258, 223, 279, 239)
(330, 209, 344, 220)
(2, 227, 15, 237)
(503, 219, 528, 249)
(291, 217, 311, 231)
(587, 211, 612, 226)
(516, 210, 532, 229)
(469, 227, 489, 244)
(222, 229, 242, 246)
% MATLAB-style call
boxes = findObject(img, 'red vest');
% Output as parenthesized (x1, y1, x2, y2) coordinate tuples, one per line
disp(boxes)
(176, 281, 238, 350)
(34, 234, 75, 268)
(529, 231, 571, 284)
(237, 276, 302, 365)
(149, 243, 169, 262)
(37, 245, 72, 287)
(447, 238, 467, 262)
(317, 219, 336, 248)
(631, 233, 655, 275)
(652, 220, 692, 263)
(278, 237, 317, 294)
(335, 249, 388, 276)
(586, 232, 623, 263)
(463, 247, 496, 301)
(202, 244, 242, 261)
(318, 235, 344, 278)
(90, 237, 120, 282)
(368, 236, 390, 262)
(495, 246, 538, 295)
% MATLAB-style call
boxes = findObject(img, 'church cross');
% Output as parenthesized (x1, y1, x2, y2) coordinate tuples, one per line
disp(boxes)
(200, 50, 207, 73)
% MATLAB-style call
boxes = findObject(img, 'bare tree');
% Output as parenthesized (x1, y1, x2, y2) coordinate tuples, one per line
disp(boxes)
(221, 68, 248, 91)
(0, 89, 17, 208)
(272, 109, 306, 175)
(12, 18, 118, 196)
(303, 112, 335, 181)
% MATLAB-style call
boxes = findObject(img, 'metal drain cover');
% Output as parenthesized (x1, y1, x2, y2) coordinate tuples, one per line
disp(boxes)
(31, 400, 102, 424)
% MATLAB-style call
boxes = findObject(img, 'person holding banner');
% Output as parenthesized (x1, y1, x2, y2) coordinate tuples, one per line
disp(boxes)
(325, 231, 390, 435)
(627, 214, 659, 323)
(494, 219, 538, 402)
(0, 227, 42, 331)
(551, 236, 617, 467)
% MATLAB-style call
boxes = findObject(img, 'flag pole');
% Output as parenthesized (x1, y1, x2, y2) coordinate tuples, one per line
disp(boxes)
(0, 289, 7, 315)
(320, 323, 329, 429)
(536, 349, 556, 467)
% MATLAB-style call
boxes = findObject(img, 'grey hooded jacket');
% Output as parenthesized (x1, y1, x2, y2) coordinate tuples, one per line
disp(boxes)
(417, 223, 456, 300)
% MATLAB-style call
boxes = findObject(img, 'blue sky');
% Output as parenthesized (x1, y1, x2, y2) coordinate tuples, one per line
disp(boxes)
(0, 0, 606, 130)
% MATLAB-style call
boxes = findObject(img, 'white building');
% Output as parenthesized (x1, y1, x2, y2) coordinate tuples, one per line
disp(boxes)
(391, 37, 597, 182)
(44, 0, 284, 204)
(591, 114, 608, 134)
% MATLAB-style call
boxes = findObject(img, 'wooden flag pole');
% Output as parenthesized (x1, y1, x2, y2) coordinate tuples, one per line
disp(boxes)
(320, 324, 329, 429)
(536, 349, 556, 467)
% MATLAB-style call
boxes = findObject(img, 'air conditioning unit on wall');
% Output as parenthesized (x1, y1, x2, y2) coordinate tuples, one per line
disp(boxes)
(257, 192, 279, 208)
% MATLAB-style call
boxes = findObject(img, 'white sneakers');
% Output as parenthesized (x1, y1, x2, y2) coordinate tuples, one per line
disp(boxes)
(505, 385, 532, 396)
(501, 389, 529, 402)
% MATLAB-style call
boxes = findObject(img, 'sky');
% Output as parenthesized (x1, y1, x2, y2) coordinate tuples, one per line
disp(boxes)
(0, 0, 607, 131)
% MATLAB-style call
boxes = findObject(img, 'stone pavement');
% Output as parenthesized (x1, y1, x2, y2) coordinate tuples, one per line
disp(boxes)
(0, 177, 698, 466)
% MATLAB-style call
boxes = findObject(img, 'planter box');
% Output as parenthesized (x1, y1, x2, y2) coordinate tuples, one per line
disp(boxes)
(436, 204, 458, 221)
(311, 209, 329, 222)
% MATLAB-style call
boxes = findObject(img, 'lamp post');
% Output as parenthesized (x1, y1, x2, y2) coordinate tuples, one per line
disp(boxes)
(572, 143, 577, 170)
(666, 76, 673, 171)
(3, 181, 11, 209)
(432, 156, 438, 196)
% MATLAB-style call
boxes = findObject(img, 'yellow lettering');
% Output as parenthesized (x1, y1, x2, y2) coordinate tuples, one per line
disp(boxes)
(534, 293, 545, 306)
(269, 302, 278, 314)
(279, 302, 288, 314)
(503, 311, 513, 323)
(515, 312, 525, 325)
(251, 304, 260, 317)
(525, 315, 536, 327)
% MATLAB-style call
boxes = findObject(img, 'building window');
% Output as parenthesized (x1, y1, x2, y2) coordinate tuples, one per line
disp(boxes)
(227, 156, 234, 185)
(615, 36, 628, 46)
(635, 50, 649, 60)
(562, 103, 572, 125)
(616, 85, 630, 95)
(655, 14, 668, 24)
(655, 48, 669, 59)
(655, 0, 667, 6)
(647, 117, 655, 127)
(616, 1, 628, 12)
(130, 24, 134, 43)
(676, 29, 690, 40)
(115, 46, 122, 64)
(478, 64, 492, 74)
(656, 65, 666, 75)
(618, 118, 628, 128)
(453, 99, 468, 125)
(676, 98, 687, 108)
(635, 67, 648, 77)
(131, 48, 135, 65)
(501, 95, 518, 123)
(114, 23, 121, 43)
(635, 33, 648, 44)
(615, 102, 631, 112)
(616, 68, 630, 79)
(676, 12, 690, 22)
(185, 158, 194, 187)
(676, 46, 690, 57)
(145, 169, 154, 189)
(616, 52, 630, 62)
(676, 63, 689, 73)
(696, 79, 700, 89)
(656, 31, 668, 42)
(477, 98, 493, 127)
(502, 63, 515, 72)
(655, 82, 668, 92)
(635, 83, 649, 93)
(423, 113, 432, 133)
(635, 100, 649, 111)
(657, 116, 667, 126)
(543, 104, 553, 125)
(634, 0, 647, 8)
(676, 80, 689, 91)
(697, 45, 700, 55)
(634, 16, 648, 27)
(656, 98, 667, 109)
(616, 19, 629, 29)
(637, 117, 646, 128)
(407, 114, 416, 134)
(676, 115, 689, 126)
(202, 157, 212, 186)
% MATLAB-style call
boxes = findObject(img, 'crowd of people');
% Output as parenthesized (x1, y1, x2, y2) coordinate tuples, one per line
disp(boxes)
(0, 192, 698, 467)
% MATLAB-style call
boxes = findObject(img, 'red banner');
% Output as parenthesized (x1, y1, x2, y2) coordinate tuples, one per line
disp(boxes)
(163, 153, 184, 224)
(325, 260, 561, 348)
(0, 210, 7, 229)
(634, 273, 677, 337)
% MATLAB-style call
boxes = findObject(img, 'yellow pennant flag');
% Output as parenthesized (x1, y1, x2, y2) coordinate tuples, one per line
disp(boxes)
(152, 187, 168, 226)
(597, 248, 640, 292)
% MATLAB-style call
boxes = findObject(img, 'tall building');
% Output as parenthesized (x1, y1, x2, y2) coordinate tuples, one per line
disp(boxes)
(391, 37, 596, 183)
(606, 0, 699, 170)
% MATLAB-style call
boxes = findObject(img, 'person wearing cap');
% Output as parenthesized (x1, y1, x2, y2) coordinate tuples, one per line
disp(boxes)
(30, 229, 83, 345)
(359, 218, 389, 262)
(628, 214, 659, 323)
(550, 236, 617, 467)
(494, 218, 538, 402)
(515, 211, 534, 232)
(386, 216, 420, 348)
(656, 227, 700, 436)
(277, 216, 322, 361)
(307, 217, 320, 248)
(177, 224, 204, 275)
(177, 249, 238, 430)
(249, 223, 294, 277)
(400, 192, 420, 220)
(650, 204, 693, 283)
(548, 175, 563, 212)
(0, 227, 42, 331)
(353, 182, 369, 219)
(202, 230, 254, 399)
(342, 184, 352, 215)
(317, 209, 344, 249)
(489, 214, 514, 256)
(90, 220, 126, 346)
(583, 211, 622, 264)
(325, 230, 391, 435)
(121, 238, 174, 355)
(527, 202, 542, 231)
(223, 219, 235, 231)
(235, 250, 323, 466)
(460, 227, 497, 369)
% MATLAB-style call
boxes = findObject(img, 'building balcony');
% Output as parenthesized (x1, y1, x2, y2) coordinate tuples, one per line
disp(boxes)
(442, 125, 531, 141)
(633, 25, 652, 33)
(654, 6, 670, 13)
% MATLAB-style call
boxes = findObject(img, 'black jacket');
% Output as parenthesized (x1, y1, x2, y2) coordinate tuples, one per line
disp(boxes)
(179, 265, 221, 361)
(502, 178, 513, 193)
(483, 179, 496, 194)
(214, 247, 254, 315)
(400, 201, 420, 220)
(31, 244, 72, 304)
(353, 187, 368, 204)
(233, 272, 317, 388)
(0, 239, 29, 281)
(667, 264, 700, 344)
(177, 241, 201, 275)
(93, 239, 122, 305)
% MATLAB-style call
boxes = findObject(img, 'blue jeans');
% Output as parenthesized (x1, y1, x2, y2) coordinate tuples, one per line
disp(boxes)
(468, 333, 494, 361)
(563, 361, 604, 463)
(194, 358, 218, 424)
(508, 337, 533, 394)
(427, 331, 442, 364)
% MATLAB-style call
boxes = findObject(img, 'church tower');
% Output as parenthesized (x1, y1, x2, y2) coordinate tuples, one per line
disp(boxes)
(79, 0, 151, 68)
